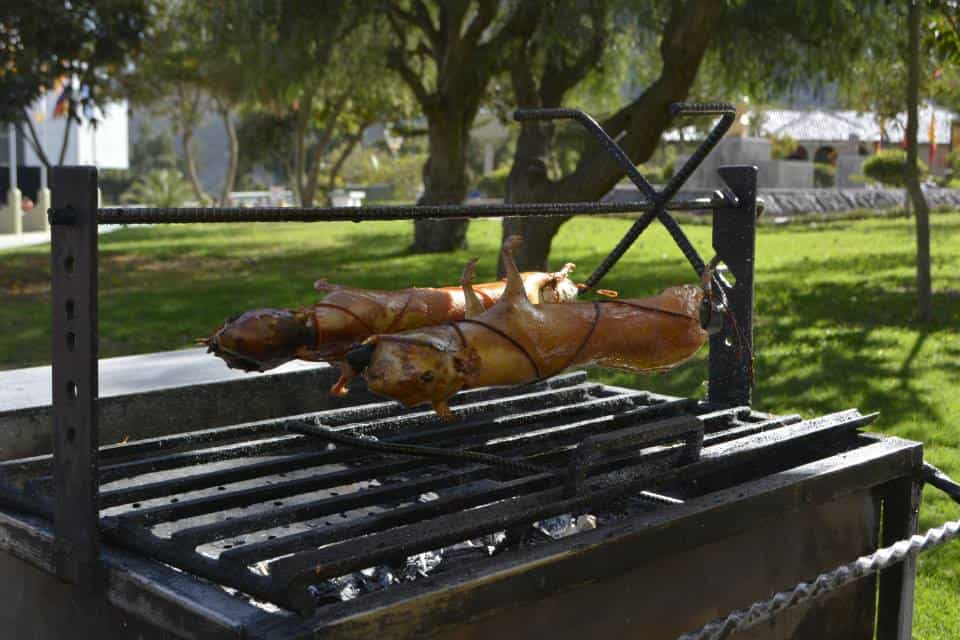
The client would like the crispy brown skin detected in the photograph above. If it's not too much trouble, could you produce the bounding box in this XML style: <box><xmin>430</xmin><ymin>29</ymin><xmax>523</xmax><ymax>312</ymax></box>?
<box><xmin>358</xmin><ymin>237</ymin><xmax>708</xmax><ymax>418</ymax></box>
<box><xmin>202</xmin><ymin>267</ymin><xmax>577</xmax><ymax>377</ymax></box>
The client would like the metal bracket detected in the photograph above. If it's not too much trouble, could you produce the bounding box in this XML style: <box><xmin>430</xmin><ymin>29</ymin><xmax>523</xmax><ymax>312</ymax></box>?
<box><xmin>564</xmin><ymin>415</ymin><xmax>703</xmax><ymax>497</ymax></box>
<box><xmin>50</xmin><ymin>166</ymin><xmax>102</xmax><ymax>588</ymax></box>
<box><xmin>708</xmin><ymin>165</ymin><xmax>758</xmax><ymax>408</ymax></box>
<box><xmin>514</xmin><ymin>102</ymin><xmax>736</xmax><ymax>288</ymax></box>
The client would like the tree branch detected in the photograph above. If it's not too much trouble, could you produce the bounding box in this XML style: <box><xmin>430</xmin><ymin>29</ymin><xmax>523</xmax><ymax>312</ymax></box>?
<box><xmin>556</xmin><ymin>0</ymin><xmax>724</xmax><ymax>202</ymax></box>
<box><xmin>463</xmin><ymin>0</ymin><xmax>498</xmax><ymax>50</ymax></box>
<box><xmin>388</xmin><ymin>1</ymin><xmax>440</xmax><ymax>55</ymax></box>
<box><xmin>18</xmin><ymin>110</ymin><xmax>51</xmax><ymax>169</ymax></box>
<box><xmin>476</xmin><ymin>1</ymin><xmax>542</xmax><ymax>64</ymax></box>
<box><xmin>540</xmin><ymin>3</ymin><xmax>608</xmax><ymax>106</ymax></box>
<box><xmin>386</xmin><ymin>12</ymin><xmax>432</xmax><ymax>105</ymax></box>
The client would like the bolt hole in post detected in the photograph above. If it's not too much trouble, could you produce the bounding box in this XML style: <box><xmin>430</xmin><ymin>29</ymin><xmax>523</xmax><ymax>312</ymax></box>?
<box><xmin>66</xmin><ymin>428</ymin><xmax>76</xmax><ymax>444</ymax></box>
<box><xmin>63</xmin><ymin>255</ymin><xmax>75</xmax><ymax>273</ymax></box>
<box><xmin>65</xmin><ymin>299</ymin><xmax>76</xmax><ymax>319</ymax></box>
<box><xmin>723</xmin><ymin>337</ymin><xmax>735</xmax><ymax>348</ymax></box>
<box><xmin>66</xmin><ymin>381</ymin><xmax>78</xmax><ymax>401</ymax></box>
<box><xmin>65</xmin><ymin>332</ymin><xmax>76</xmax><ymax>351</ymax></box>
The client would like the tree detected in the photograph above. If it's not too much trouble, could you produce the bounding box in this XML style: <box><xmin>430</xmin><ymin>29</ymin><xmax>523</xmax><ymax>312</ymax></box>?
<box><xmin>500</xmin><ymin>0</ymin><xmax>617</xmax><ymax>272</ymax></box>
<box><xmin>906</xmin><ymin>0</ymin><xmax>932</xmax><ymax>322</ymax></box>
<box><xmin>500</xmin><ymin>0</ymin><xmax>896</xmax><ymax>271</ymax></box>
<box><xmin>122</xmin><ymin>2</ymin><xmax>256</xmax><ymax>204</ymax></box>
<box><xmin>1</xmin><ymin>0</ymin><xmax>151</xmax><ymax>169</ymax></box>
<box><xmin>385</xmin><ymin>0</ymin><xmax>543</xmax><ymax>252</ymax></box>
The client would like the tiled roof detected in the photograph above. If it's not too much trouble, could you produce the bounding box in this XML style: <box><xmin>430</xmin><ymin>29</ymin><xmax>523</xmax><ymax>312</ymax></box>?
<box><xmin>664</xmin><ymin>104</ymin><xmax>956</xmax><ymax>144</ymax></box>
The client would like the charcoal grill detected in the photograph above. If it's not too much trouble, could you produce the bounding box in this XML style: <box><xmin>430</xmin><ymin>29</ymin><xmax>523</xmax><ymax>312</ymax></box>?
<box><xmin>0</xmin><ymin>105</ymin><xmax>924</xmax><ymax>639</ymax></box>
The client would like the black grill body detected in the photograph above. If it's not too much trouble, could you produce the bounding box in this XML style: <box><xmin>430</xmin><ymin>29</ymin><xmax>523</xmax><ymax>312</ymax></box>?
<box><xmin>0</xmin><ymin>118</ymin><xmax>925</xmax><ymax>639</ymax></box>
<box><xmin>0</xmin><ymin>367</ymin><xmax>921</xmax><ymax>639</ymax></box>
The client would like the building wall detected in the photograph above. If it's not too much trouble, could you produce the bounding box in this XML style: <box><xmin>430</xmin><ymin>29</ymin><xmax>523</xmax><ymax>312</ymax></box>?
<box><xmin>20</xmin><ymin>93</ymin><xmax>129</xmax><ymax>170</ymax></box>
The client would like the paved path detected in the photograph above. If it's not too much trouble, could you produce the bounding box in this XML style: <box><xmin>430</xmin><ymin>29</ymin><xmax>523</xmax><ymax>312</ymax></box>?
<box><xmin>0</xmin><ymin>231</ymin><xmax>50</xmax><ymax>251</ymax></box>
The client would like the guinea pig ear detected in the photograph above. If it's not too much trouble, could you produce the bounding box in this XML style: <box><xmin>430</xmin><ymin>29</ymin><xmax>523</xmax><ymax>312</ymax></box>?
<box><xmin>452</xmin><ymin>346</ymin><xmax>482</xmax><ymax>383</ymax></box>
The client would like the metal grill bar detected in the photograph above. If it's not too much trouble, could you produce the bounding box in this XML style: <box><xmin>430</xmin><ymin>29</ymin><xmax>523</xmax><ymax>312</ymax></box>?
<box><xmin>113</xmin><ymin>391</ymin><xmax>677</xmax><ymax>531</ymax></box>
<box><xmin>90</xmin><ymin>198</ymin><xmax>722</xmax><ymax>226</ymax></box>
<box><xmin>220</xmin><ymin>472</ymin><xmax>557</xmax><ymax>566</ymax></box>
<box><xmin>110</xmin><ymin>393</ymin><xmax>738</xmax><ymax>530</ymax></box>
<box><xmin>268</xmin><ymin>410</ymin><xmax>877</xmax><ymax>614</ymax></box>
<box><xmin>2</xmin><ymin>372</ymin><xmax>592</xmax><ymax>478</ymax></box>
<box><xmin>224</xmin><ymin>411</ymin><xmax>785</xmax><ymax>568</ymax></box>
<box><xmin>96</xmin><ymin>379</ymin><xmax>609</xmax><ymax>508</ymax></box>
<box><xmin>73</xmin><ymin>381</ymin><xmax>610</xmax><ymax>485</ymax></box>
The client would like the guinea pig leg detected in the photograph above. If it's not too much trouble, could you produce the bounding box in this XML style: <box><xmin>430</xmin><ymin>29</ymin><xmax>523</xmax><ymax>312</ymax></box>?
<box><xmin>461</xmin><ymin>257</ymin><xmax>486</xmax><ymax>319</ymax></box>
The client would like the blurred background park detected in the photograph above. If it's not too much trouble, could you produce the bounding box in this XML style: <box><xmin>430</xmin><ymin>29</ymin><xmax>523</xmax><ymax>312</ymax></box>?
<box><xmin>1</xmin><ymin>1</ymin><xmax>959</xmax><ymax>636</ymax></box>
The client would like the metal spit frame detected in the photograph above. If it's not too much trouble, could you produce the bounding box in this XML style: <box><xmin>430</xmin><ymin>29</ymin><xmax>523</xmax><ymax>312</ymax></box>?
<box><xmin>41</xmin><ymin>103</ymin><xmax>757</xmax><ymax>590</ymax></box>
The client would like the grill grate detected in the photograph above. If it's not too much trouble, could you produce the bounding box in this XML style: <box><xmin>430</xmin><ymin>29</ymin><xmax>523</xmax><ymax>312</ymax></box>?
<box><xmin>0</xmin><ymin>372</ymin><xmax>877</xmax><ymax>617</ymax></box>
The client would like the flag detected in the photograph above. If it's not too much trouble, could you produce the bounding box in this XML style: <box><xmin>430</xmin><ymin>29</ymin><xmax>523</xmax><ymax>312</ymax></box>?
<box><xmin>53</xmin><ymin>87</ymin><xmax>69</xmax><ymax>118</ymax></box>
<box><xmin>928</xmin><ymin>110</ymin><xmax>937</xmax><ymax>166</ymax></box>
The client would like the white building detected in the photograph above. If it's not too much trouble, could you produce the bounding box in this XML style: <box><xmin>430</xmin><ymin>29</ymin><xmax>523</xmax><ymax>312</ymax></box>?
<box><xmin>20</xmin><ymin>90</ymin><xmax>129</xmax><ymax>170</ymax></box>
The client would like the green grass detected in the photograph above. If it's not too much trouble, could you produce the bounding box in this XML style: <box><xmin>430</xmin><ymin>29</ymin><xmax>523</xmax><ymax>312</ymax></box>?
<box><xmin>1</xmin><ymin>214</ymin><xmax>958</xmax><ymax>637</ymax></box>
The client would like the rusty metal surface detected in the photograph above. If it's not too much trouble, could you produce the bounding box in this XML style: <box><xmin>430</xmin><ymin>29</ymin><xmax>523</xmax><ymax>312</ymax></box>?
<box><xmin>259</xmin><ymin>435</ymin><xmax>921</xmax><ymax>640</ymax></box>
<box><xmin>708</xmin><ymin>166</ymin><xmax>758</xmax><ymax>407</ymax></box>
<box><xmin>49</xmin><ymin>166</ymin><xmax>100</xmax><ymax>586</ymax></box>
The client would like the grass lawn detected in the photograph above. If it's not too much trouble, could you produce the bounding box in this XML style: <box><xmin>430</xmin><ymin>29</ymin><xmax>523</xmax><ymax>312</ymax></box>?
<box><xmin>1</xmin><ymin>213</ymin><xmax>958</xmax><ymax>637</ymax></box>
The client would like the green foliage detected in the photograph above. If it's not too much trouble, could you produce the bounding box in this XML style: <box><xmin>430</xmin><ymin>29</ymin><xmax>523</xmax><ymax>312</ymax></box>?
<box><xmin>638</xmin><ymin>145</ymin><xmax>677</xmax><ymax>185</ymax></box>
<box><xmin>100</xmin><ymin>123</ymin><xmax>180</xmax><ymax>203</ymax></box>
<box><xmin>945</xmin><ymin>147</ymin><xmax>960</xmax><ymax>175</ymax></box>
<box><xmin>813</xmin><ymin>162</ymin><xmax>835</xmax><ymax>188</ymax></box>
<box><xmin>712</xmin><ymin>1</ymin><xmax>900</xmax><ymax>98</ymax></box>
<box><xmin>339</xmin><ymin>150</ymin><xmax>426</xmax><ymax>202</ymax></box>
<box><xmin>862</xmin><ymin>150</ymin><xmax>929</xmax><ymax>187</ymax></box>
<box><xmin>475</xmin><ymin>166</ymin><xmax>511</xmax><ymax>199</ymax></box>
<box><xmin>122</xmin><ymin>169</ymin><xmax>194</xmax><ymax>208</ymax></box>
<box><xmin>771</xmin><ymin>135</ymin><xmax>799</xmax><ymax>160</ymax></box>
<box><xmin>0</xmin><ymin>1</ymin><xmax>151</xmax><ymax>125</ymax></box>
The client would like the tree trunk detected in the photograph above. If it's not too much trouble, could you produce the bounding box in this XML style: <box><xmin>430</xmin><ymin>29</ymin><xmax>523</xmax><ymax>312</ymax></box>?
<box><xmin>19</xmin><ymin>112</ymin><xmax>51</xmax><ymax>170</ymax></box>
<box><xmin>504</xmin><ymin>0</ymin><xmax>724</xmax><ymax>272</ymax></box>
<box><xmin>326</xmin><ymin>132</ymin><xmax>363</xmax><ymax>196</ymax></box>
<box><xmin>905</xmin><ymin>0</ymin><xmax>932</xmax><ymax>322</ymax></box>
<box><xmin>181</xmin><ymin>125</ymin><xmax>208</xmax><ymax>204</ymax></box>
<box><xmin>500</xmin><ymin>97</ymin><xmax>571</xmax><ymax>273</ymax></box>
<box><xmin>219</xmin><ymin>103</ymin><xmax>239</xmax><ymax>206</ymax></box>
<box><xmin>411</xmin><ymin>116</ymin><xmax>470</xmax><ymax>252</ymax></box>
<box><xmin>292</xmin><ymin>97</ymin><xmax>312</xmax><ymax>206</ymax></box>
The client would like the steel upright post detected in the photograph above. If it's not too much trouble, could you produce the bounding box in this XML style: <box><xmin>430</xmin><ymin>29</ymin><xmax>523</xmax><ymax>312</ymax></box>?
<box><xmin>708</xmin><ymin>165</ymin><xmax>758</xmax><ymax>407</ymax></box>
<box><xmin>49</xmin><ymin>166</ymin><xmax>101</xmax><ymax>586</ymax></box>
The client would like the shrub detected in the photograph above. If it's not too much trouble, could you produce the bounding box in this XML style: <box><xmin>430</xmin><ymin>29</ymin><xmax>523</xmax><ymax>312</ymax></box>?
<box><xmin>475</xmin><ymin>165</ymin><xmax>511</xmax><ymax>199</ymax></box>
<box><xmin>813</xmin><ymin>162</ymin><xmax>835</xmax><ymax>188</ymax></box>
<box><xmin>861</xmin><ymin>149</ymin><xmax>928</xmax><ymax>187</ymax></box>
<box><xmin>122</xmin><ymin>169</ymin><xmax>194</xmax><ymax>207</ymax></box>
<box><xmin>771</xmin><ymin>134</ymin><xmax>799</xmax><ymax>160</ymax></box>
<box><xmin>945</xmin><ymin>147</ymin><xmax>960</xmax><ymax>175</ymax></box>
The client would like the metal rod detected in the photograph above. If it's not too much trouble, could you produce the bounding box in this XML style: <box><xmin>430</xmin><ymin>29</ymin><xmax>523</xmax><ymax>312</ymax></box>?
<box><xmin>83</xmin><ymin>198</ymin><xmax>720</xmax><ymax>226</ymax></box>
<box><xmin>514</xmin><ymin>105</ymin><xmax>713</xmax><ymax>282</ymax></box>
<box><xmin>271</xmin><ymin>410</ymin><xmax>876</xmax><ymax>615</ymax></box>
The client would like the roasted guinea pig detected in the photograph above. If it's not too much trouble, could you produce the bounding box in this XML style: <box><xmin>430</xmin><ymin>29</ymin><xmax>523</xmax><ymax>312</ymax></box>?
<box><xmin>200</xmin><ymin>262</ymin><xmax>577</xmax><ymax>375</ymax></box>
<box><xmin>343</xmin><ymin>236</ymin><xmax>715</xmax><ymax>418</ymax></box>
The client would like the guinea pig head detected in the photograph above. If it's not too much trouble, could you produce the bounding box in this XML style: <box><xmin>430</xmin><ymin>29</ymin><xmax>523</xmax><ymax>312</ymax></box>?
<box><xmin>358</xmin><ymin>332</ymin><xmax>481</xmax><ymax>419</ymax></box>
<box><xmin>203</xmin><ymin>308</ymin><xmax>315</xmax><ymax>372</ymax></box>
